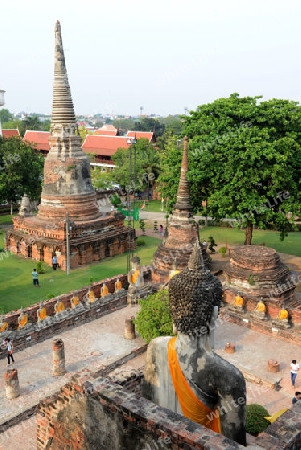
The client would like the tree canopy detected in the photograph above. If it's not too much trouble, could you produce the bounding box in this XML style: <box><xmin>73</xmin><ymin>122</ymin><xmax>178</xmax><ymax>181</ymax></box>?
<box><xmin>0</xmin><ymin>137</ymin><xmax>44</xmax><ymax>203</ymax></box>
<box><xmin>158</xmin><ymin>94</ymin><xmax>301</xmax><ymax>244</ymax></box>
<box><xmin>111</xmin><ymin>138</ymin><xmax>161</xmax><ymax>194</ymax></box>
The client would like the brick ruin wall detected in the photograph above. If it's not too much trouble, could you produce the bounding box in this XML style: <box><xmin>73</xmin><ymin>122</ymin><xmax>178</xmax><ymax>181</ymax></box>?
<box><xmin>36</xmin><ymin>373</ymin><xmax>301</xmax><ymax>450</ymax></box>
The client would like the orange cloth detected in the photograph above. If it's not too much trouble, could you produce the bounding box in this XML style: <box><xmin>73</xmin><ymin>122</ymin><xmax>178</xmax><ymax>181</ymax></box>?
<box><xmin>131</xmin><ymin>269</ymin><xmax>140</xmax><ymax>285</ymax></box>
<box><xmin>168</xmin><ymin>337</ymin><xmax>221</xmax><ymax>433</ymax></box>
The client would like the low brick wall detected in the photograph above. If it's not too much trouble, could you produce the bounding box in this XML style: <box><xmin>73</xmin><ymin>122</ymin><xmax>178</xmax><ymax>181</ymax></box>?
<box><xmin>0</xmin><ymin>268</ymin><xmax>152</xmax><ymax>359</ymax></box>
<box><xmin>36</xmin><ymin>374</ymin><xmax>301</xmax><ymax>450</ymax></box>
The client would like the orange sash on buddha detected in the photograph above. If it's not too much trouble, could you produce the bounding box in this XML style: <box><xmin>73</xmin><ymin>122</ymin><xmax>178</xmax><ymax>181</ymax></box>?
<box><xmin>168</xmin><ymin>337</ymin><xmax>221</xmax><ymax>433</ymax></box>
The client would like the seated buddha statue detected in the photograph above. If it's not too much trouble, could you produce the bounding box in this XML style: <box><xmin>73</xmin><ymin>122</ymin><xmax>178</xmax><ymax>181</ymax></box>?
<box><xmin>85</xmin><ymin>288</ymin><xmax>96</xmax><ymax>306</ymax></box>
<box><xmin>18</xmin><ymin>307</ymin><xmax>29</xmax><ymax>330</ymax></box>
<box><xmin>143</xmin><ymin>243</ymin><xmax>246</xmax><ymax>446</ymax></box>
<box><xmin>277</xmin><ymin>307</ymin><xmax>289</xmax><ymax>321</ymax></box>
<box><xmin>71</xmin><ymin>292</ymin><xmax>80</xmax><ymax>309</ymax></box>
<box><xmin>255</xmin><ymin>298</ymin><xmax>266</xmax><ymax>313</ymax></box>
<box><xmin>0</xmin><ymin>315</ymin><xmax>8</xmax><ymax>333</ymax></box>
<box><xmin>37</xmin><ymin>302</ymin><xmax>47</xmax><ymax>323</ymax></box>
<box><xmin>251</xmin><ymin>297</ymin><xmax>267</xmax><ymax>320</ymax></box>
<box><xmin>127</xmin><ymin>256</ymin><xmax>143</xmax><ymax>304</ymax></box>
<box><xmin>101</xmin><ymin>282</ymin><xmax>109</xmax><ymax>297</ymax></box>
<box><xmin>233</xmin><ymin>293</ymin><xmax>244</xmax><ymax>309</ymax></box>
<box><xmin>115</xmin><ymin>278</ymin><xmax>123</xmax><ymax>293</ymax></box>
<box><xmin>54</xmin><ymin>297</ymin><xmax>65</xmax><ymax>315</ymax></box>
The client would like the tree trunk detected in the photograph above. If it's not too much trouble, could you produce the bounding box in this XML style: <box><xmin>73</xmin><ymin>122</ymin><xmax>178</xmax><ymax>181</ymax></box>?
<box><xmin>244</xmin><ymin>221</ymin><xmax>253</xmax><ymax>245</ymax></box>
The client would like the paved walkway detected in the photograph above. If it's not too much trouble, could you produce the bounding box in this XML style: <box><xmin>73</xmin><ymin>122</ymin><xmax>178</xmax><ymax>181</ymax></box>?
<box><xmin>1</xmin><ymin>303</ymin><xmax>301</xmax><ymax>449</ymax></box>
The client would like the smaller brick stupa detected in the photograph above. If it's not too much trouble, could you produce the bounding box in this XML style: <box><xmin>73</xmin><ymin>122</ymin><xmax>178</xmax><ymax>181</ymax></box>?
<box><xmin>152</xmin><ymin>136</ymin><xmax>206</xmax><ymax>284</ymax></box>
<box><xmin>6</xmin><ymin>21</ymin><xmax>133</xmax><ymax>270</ymax></box>
<box><xmin>223</xmin><ymin>245</ymin><xmax>296</xmax><ymax>314</ymax></box>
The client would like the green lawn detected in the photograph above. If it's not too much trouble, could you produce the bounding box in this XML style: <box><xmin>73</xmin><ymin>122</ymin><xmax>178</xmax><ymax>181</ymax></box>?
<box><xmin>135</xmin><ymin>199</ymin><xmax>167</xmax><ymax>213</ymax></box>
<box><xmin>201</xmin><ymin>226</ymin><xmax>301</xmax><ymax>257</ymax></box>
<box><xmin>0</xmin><ymin>231</ymin><xmax>160</xmax><ymax>313</ymax></box>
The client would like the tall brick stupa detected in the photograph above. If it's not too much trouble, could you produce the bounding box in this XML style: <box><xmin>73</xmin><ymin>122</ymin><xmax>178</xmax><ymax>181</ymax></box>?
<box><xmin>6</xmin><ymin>21</ymin><xmax>133</xmax><ymax>270</ymax></box>
<box><xmin>152</xmin><ymin>136</ymin><xmax>203</xmax><ymax>284</ymax></box>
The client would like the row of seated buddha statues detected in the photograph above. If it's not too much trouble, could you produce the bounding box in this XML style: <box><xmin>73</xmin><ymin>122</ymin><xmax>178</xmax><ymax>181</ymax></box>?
<box><xmin>229</xmin><ymin>293</ymin><xmax>290</xmax><ymax>326</ymax></box>
<box><xmin>0</xmin><ymin>280</ymin><xmax>128</xmax><ymax>337</ymax></box>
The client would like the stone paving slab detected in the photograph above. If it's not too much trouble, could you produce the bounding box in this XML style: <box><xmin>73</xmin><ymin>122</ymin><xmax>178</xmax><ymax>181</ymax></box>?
<box><xmin>0</xmin><ymin>305</ymin><xmax>142</xmax><ymax>426</ymax></box>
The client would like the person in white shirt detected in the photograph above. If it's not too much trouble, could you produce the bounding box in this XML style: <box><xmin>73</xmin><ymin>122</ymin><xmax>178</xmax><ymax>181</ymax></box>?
<box><xmin>4</xmin><ymin>338</ymin><xmax>14</xmax><ymax>365</ymax></box>
<box><xmin>291</xmin><ymin>360</ymin><xmax>300</xmax><ymax>387</ymax></box>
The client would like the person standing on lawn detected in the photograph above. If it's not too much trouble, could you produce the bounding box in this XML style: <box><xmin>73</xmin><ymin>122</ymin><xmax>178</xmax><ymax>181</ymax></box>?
<box><xmin>32</xmin><ymin>268</ymin><xmax>40</xmax><ymax>287</ymax></box>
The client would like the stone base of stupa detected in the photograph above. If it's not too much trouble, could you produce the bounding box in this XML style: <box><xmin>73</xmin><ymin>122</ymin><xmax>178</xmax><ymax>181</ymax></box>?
<box><xmin>6</xmin><ymin>211</ymin><xmax>134</xmax><ymax>271</ymax></box>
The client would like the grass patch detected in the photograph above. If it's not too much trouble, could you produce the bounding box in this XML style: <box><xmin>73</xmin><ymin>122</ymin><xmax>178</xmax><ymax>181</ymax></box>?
<box><xmin>0</xmin><ymin>230</ymin><xmax>160</xmax><ymax>312</ymax></box>
<box><xmin>201</xmin><ymin>226</ymin><xmax>301</xmax><ymax>257</ymax></box>
<box><xmin>0</xmin><ymin>215</ymin><xmax>13</xmax><ymax>226</ymax></box>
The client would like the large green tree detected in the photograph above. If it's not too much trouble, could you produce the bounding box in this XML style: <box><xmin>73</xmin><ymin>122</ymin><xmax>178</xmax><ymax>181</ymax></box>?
<box><xmin>158</xmin><ymin>94</ymin><xmax>301</xmax><ymax>244</ymax></box>
<box><xmin>111</xmin><ymin>138</ymin><xmax>161</xmax><ymax>194</ymax></box>
<box><xmin>0</xmin><ymin>137</ymin><xmax>44</xmax><ymax>204</ymax></box>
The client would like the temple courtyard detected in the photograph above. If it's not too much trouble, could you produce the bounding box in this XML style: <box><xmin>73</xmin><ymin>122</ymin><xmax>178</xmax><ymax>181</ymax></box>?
<box><xmin>0</xmin><ymin>302</ymin><xmax>301</xmax><ymax>450</ymax></box>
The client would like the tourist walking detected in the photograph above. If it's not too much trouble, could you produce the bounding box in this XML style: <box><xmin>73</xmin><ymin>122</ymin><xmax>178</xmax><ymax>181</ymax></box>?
<box><xmin>52</xmin><ymin>254</ymin><xmax>58</xmax><ymax>270</ymax></box>
<box><xmin>4</xmin><ymin>338</ymin><xmax>14</xmax><ymax>365</ymax></box>
<box><xmin>159</xmin><ymin>224</ymin><xmax>164</xmax><ymax>237</ymax></box>
<box><xmin>32</xmin><ymin>268</ymin><xmax>40</xmax><ymax>287</ymax></box>
<box><xmin>290</xmin><ymin>360</ymin><xmax>300</xmax><ymax>387</ymax></box>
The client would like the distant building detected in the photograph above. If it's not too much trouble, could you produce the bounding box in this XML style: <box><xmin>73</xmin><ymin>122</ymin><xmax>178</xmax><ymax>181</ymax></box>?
<box><xmin>23</xmin><ymin>130</ymin><xmax>50</xmax><ymax>156</ymax></box>
<box><xmin>2</xmin><ymin>129</ymin><xmax>20</xmax><ymax>139</ymax></box>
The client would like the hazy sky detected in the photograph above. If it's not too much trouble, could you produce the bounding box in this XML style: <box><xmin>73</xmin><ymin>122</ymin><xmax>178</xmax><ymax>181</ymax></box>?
<box><xmin>1</xmin><ymin>0</ymin><xmax>301</xmax><ymax>117</ymax></box>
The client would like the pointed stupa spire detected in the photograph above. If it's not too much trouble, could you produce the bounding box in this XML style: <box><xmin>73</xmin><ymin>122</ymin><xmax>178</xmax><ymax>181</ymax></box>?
<box><xmin>51</xmin><ymin>20</ymin><xmax>76</xmax><ymax>126</ymax></box>
<box><xmin>174</xmin><ymin>136</ymin><xmax>193</xmax><ymax>212</ymax></box>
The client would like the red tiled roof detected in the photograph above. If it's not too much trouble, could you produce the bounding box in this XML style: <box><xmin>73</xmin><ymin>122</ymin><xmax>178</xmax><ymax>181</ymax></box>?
<box><xmin>126</xmin><ymin>130</ymin><xmax>154</xmax><ymax>142</ymax></box>
<box><xmin>82</xmin><ymin>135</ymin><xmax>131</xmax><ymax>156</ymax></box>
<box><xmin>2</xmin><ymin>129</ymin><xmax>20</xmax><ymax>139</ymax></box>
<box><xmin>23</xmin><ymin>130</ymin><xmax>50</xmax><ymax>151</ymax></box>
<box><xmin>94</xmin><ymin>125</ymin><xmax>118</xmax><ymax>136</ymax></box>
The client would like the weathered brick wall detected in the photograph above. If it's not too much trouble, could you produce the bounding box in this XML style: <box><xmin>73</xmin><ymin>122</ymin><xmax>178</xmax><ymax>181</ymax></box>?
<box><xmin>36</xmin><ymin>374</ymin><xmax>301</xmax><ymax>450</ymax></box>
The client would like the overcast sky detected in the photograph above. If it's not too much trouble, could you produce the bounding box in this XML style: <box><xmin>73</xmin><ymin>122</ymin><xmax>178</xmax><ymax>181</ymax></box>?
<box><xmin>1</xmin><ymin>0</ymin><xmax>301</xmax><ymax>117</ymax></box>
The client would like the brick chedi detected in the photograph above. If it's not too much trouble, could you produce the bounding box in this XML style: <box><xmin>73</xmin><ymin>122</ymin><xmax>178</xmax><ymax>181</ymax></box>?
<box><xmin>224</xmin><ymin>245</ymin><xmax>296</xmax><ymax>313</ymax></box>
<box><xmin>6</xmin><ymin>21</ymin><xmax>133</xmax><ymax>270</ymax></box>
<box><xmin>152</xmin><ymin>136</ymin><xmax>205</xmax><ymax>284</ymax></box>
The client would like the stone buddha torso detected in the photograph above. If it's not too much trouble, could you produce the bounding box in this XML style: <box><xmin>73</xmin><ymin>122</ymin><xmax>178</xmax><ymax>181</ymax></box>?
<box><xmin>143</xmin><ymin>244</ymin><xmax>246</xmax><ymax>446</ymax></box>
<box><xmin>128</xmin><ymin>257</ymin><xmax>143</xmax><ymax>294</ymax></box>
<box><xmin>101</xmin><ymin>283</ymin><xmax>109</xmax><ymax>297</ymax></box>
<box><xmin>115</xmin><ymin>279</ymin><xmax>122</xmax><ymax>292</ymax></box>
<box><xmin>18</xmin><ymin>308</ymin><xmax>29</xmax><ymax>329</ymax></box>
<box><xmin>86</xmin><ymin>289</ymin><xmax>95</xmax><ymax>304</ymax></box>
<box><xmin>55</xmin><ymin>299</ymin><xmax>65</xmax><ymax>314</ymax></box>
<box><xmin>37</xmin><ymin>303</ymin><xmax>47</xmax><ymax>322</ymax></box>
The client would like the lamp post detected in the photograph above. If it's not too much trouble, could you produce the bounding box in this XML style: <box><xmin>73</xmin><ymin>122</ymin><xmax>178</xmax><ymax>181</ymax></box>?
<box><xmin>0</xmin><ymin>90</ymin><xmax>5</xmax><ymax>138</ymax></box>
<box><xmin>126</xmin><ymin>136</ymin><xmax>137</xmax><ymax>273</ymax></box>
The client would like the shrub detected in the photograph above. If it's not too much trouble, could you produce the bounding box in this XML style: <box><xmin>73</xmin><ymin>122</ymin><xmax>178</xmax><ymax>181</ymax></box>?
<box><xmin>37</xmin><ymin>261</ymin><xmax>45</xmax><ymax>274</ymax></box>
<box><xmin>218</xmin><ymin>246</ymin><xmax>227</xmax><ymax>256</ymax></box>
<box><xmin>136</xmin><ymin>237</ymin><xmax>146</xmax><ymax>246</ymax></box>
<box><xmin>246</xmin><ymin>404</ymin><xmax>270</xmax><ymax>436</ymax></box>
<box><xmin>248</xmin><ymin>274</ymin><xmax>255</xmax><ymax>286</ymax></box>
<box><xmin>153</xmin><ymin>220</ymin><xmax>158</xmax><ymax>232</ymax></box>
<box><xmin>134</xmin><ymin>290</ymin><xmax>173</xmax><ymax>343</ymax></box>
